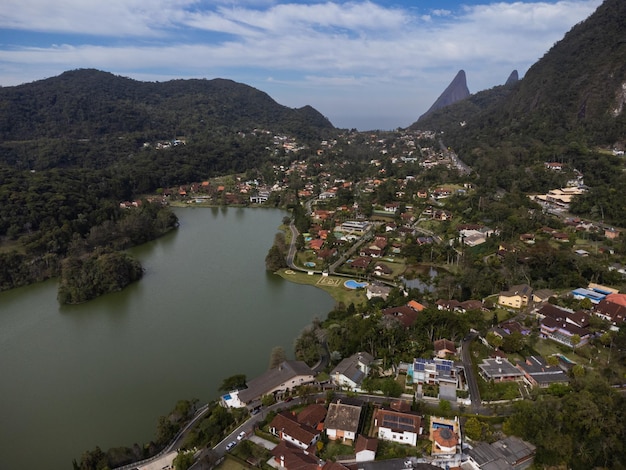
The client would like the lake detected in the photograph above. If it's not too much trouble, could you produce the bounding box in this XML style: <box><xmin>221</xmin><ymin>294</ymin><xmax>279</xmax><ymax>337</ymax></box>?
<box><xmin>0</xmin><ymin>207</ymin><xmax>335</xmax><ymax>470</ymax></box>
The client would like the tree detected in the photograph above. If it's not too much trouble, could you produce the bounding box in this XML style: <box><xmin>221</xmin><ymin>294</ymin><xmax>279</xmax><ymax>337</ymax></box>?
<box><xmin>173</xmin><ymin>451</ymin><xmax>195</xmax><ymax>470</ymax></box>
<box><xmin>218</xmin><ymin>374</ymin><xmax>247</xmax><ymax>392</ymax></box>
<box><xmin>571</xmin><ymin>334</ymin><xmax>581</xmax><ymax>351</ymax></box>
<box><xmin>546</xmin><ymin>355</ymin><xmax>559</xmax><ymax>367</ymax></box>
<box><xmin>295</xmin><ymin>233</ymin><xmax>305</xmax><ymax>251</ymax></box>
<box><xmin>265</xmin><ymin>244</ymin><xmax>286</xmax><ymax>271</ymax></box>
<box><xmin>269</xmin><ymin>346</ymin><xmax>286</xmax><ymax>369</ymax></box>
<box><xmin>464</xmin><ymin>416</ymin><xmax>483</xmax><ymax>441</ymax></box>
<box><xmin>261</xmin><ymin>394</ymin><xmax>276</xmax><ymax>406</ymax></box>
<box><xmin>379</xmin><ymin>378</ymin><xmax>403</xmax><ymax>397</ymax></box>
<box><xmin>486</xmin><ymin>331</ymin><xmax>503</xmax><ymax>350</ymax></box>
<box><xmin>438</xmin><ymin>399</ymin><xmax>452</xmax><ymax>415</ymax></box>
<box><xmin>294</xmin><ymin>324</ymin><xmax>322</xmax><ymax>365</ymax></box>
<box><xmin>571</xmin><ymin>364</ymin><xmax>585</xmax><ymax>378</ymax></box>
<box><xmin>502</xmin><ymin>331</ymin><xmax>525</xmax><ymax>353</ymax></box>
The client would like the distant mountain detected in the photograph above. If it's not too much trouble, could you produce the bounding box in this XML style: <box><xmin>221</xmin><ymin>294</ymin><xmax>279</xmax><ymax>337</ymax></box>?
<box><xmin>504</xmin><ymin>70</ymin><xmax>519</xmax><ymax>86</ymax></box>
<box><xmin>0</xmin><ymin>69</ymin><xmax>334</xmax><ymax>143</ymax></box>
<box><xmin>418</xmin><ymin>70</ymin><xmax>470</xmax><ymax>122</ymax></box>
<box><xmin>413</xmin><ymin>0</ymin><xmax>626</xmax><ymax>160</ymax></box>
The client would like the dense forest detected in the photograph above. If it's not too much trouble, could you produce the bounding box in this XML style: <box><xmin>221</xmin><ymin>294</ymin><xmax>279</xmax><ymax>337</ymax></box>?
<box><xmin>0</xmin><ymin>69</ymin><xmax>334</xmax><ymax>143</ymax></box>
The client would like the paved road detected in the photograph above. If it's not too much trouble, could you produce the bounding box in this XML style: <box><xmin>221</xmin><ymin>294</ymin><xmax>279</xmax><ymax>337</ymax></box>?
<box><xmin>113</xmin><ymin>404</ymin><xmax>210</xmax><ymax>470</ymax></box>
<box><xmin>460</xmin><ymin>333</ymin><xmax>483</xmax><ymax>413</ymax></box>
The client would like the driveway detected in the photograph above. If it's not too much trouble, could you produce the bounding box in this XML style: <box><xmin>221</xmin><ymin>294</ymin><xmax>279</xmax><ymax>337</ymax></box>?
<box><xmin>249</xmin><ymin>435</ymin><xmax>277</xmax><ymax>451</ymax></box>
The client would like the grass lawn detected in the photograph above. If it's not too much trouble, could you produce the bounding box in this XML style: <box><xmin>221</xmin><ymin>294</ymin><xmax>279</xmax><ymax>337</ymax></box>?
<box><xmin>320</xmin><ymin>440</ymin><xmax>354</xmax><ymax>460</ymax></box>
<box><xmin>532</xmin><ymin>339</ymin><xmax>574</xmax><ymax>359</ymax></box>
<box><xmin>378</xmin><ymin>257</ymin><xmax>408</xmax><ymax>278</ymax></box>
<box><xmin>479</xmin><ymin>378</ymin><xmax>521</xmax><ymax>401</ymax></box>
<box><xmin>276</xmin><ymin>270</ymin><xmax>368</xmax><ymax>306</ymax></box>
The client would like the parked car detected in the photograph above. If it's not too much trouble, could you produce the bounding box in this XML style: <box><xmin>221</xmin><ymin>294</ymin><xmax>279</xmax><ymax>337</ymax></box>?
<box><xmin>237</xmin><ymin>431</ymin><xmax>246</xmax><ymax>441</ymax></box>
<box><xmin>225</xmin><ymin>441</ymin><xmax>237</xmax><ymax>451</ymax></box>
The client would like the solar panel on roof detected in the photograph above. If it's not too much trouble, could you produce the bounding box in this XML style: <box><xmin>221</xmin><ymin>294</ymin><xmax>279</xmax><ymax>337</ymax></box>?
<box><xmin>380</xmin><ymin>413</ymin><xmax>418</xmax><ymax>432</ymax></box>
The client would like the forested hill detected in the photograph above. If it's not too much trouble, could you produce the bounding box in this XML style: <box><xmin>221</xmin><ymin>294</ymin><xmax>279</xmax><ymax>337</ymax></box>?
<box><xmin>0</xmin><ymin>69</ymin><xmax>334</xmax><ymax>144</ymax></box>
<box><xmin>413</xmin><ymin>0</ymin><xmax>626</xmax><ymax>168</ymax></box>
<box><xmin>0</xmin><ymin>69</ymin><xmax>334</xmax><ymax>293</ymax></box>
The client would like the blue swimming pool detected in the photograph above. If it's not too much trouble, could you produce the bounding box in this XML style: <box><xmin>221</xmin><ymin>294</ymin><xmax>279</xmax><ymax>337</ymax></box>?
<box><xmin>344</xmin><ymin>280</ymin><xmax>368</xmax><ymax>289</ymax></box>
<box><xmin>304</xmin><ymin>262</ymin><xmax>316</xmax><ymax>268</ymax></box>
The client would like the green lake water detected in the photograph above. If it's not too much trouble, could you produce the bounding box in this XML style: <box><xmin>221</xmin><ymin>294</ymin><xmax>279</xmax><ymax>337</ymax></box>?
<box><xmin>0</xmin><ymin>207</ymin><xmax>335</xmax><ymax>470</ymax></box>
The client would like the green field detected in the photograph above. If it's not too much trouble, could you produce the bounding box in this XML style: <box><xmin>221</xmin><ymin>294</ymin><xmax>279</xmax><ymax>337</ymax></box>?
<box><xmin>276</xmin><ymin>270</ymin><xmax>368</xmax><ymax>306</ymax></box>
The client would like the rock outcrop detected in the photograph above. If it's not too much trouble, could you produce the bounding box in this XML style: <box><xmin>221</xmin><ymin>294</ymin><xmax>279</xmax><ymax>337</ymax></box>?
<box><xmin>418</xmin><ymin>70</ymin><xmax>470</xmax><ymax>121</ymax></box>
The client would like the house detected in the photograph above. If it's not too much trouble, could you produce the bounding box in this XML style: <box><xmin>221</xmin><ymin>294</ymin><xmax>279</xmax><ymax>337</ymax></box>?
<box><xmin>536</xmin><ymin>304</ymin><xmax>592</xmax><ymax>348</ymax></box>
<box><xmin>594</xmin><ymin>293</ymin><xmax>626</xmax><ymax>328</ymax></box>
<box><xmin>355</xmin><ymin>435</ymin><xmax>378</xmax><ymax>462</ymax></box>
<box><xmin>571</xmin><ymin>287</ymin><xmax>607</xmax><ymax>304</ymax></box>
<box><xmin>498</xmin><ymin>284</ymin><xmax>532</xmax><ymax>309</ymax></box>
<box><xmin>341</xmin><ymin>221</ymin><xmax>370</xmax><ymax>233</ymax></box>
<box><xmin>531</xmin><ymin>289</ymin><xmax>554</xmax><ymax>304</ymax></box>
<box><xmin>459</xmin><ymin>226</ymin><xmax>494</xmax><ymax>247</ymax></box>
<box><xmin>436</xmin><ymin>299</ymin><xmax>462</xmax><ymax>312</ymax></box>
<box><xmin>409</xmin><ymin>358</ymin><xmax>458</xmax><ymax>401</ymax></box>
<box><xmin>324</xmin><ymin>400</ymin><xmax>363</xmax><ymax>443</ymax></box>
<box><xmin>373</xmin><ymin>409</ymin><xmax>421</xmax><ymax>446</ymax></box>
<box><xmin>515</xmin><ymin>356</ymin><xmax>569</xmax><ymax>388</ymax></box>
<box><xmin>235</xmin><ymin>360</ymin><xmax>315</xmax><ymax>407</ymax></box>
<box><xmin>459</xmin><ymin>300</ymin><xmax>485</xmax><ymax>312</ymax></box>
<box><xmin>429</xmin><ymin>417</ymin><xmax>460</xmax><ymax>456</ymax></box>
<box><xmin>309</xmin><ymin>239</ymin><xmax>325</xmax><ymax>251</ymax></box>
<box><xmin>270</xmin><ymin>440</ymin><xmax>322</xmax><ymax>470</ymax></box>
<box><xmin>297</xmin><ymin>404</ymin><xmax>327</xmax><ymax>431</ymax></box>
<box><xmin>552</xmin><ymin>232</ymin><xmax>570</xmax><ymax>243</ymax></box>
<box><xmin>433</xmin><ymin>339</ymin><xmax>457</xmax><ymax>358</ymax></box>
<box><xmin>493</xmin><ymin>320</ymin><xmax>531</xmax><ymax>338</ymax></box>
<box><xmin>269</xmin><ymin>411</ymin><xmax>321</xmax><ymax>450</ymax></box>
<box><xmin>349</xmin><ymin>256</ymin><xmax>372</xmax><ymax>270</ymax></box>
<box><xmin>373</xmin><ymin>263</ymin><xmax>393</xmax><ymax>277</ymax></box>
<box><xmin>537</xmin><ymin>303</ymin><xmax>590</xmax><ymax>328</ymax></box>
<box><xmin>366</xmin><ymin>284</ymin><xmax>392</xmax><ymax>301</ymax></box>
<box><xmin>407</xmin><ymin>300</ymin><xmax>426</xmax><ymax>312</ymax></box>
<box><xmin>331</xmin><ymin>352</ymin><xmax>375</xmax><ymax>391</ymax></box>
<box><xmin>465</xmin><ymin>436</ymin><xmax>536</xmax><ymax>470</ymax></box>
<box><xmin>384</xmin><ymin>203</ymin><xmax>400</xmax><ymax>213</ymax></box>
<box><xmin>360</xmin><ymin>246</ymin><xmax>383</xmax><ymax>258</ymax></box>
<box><xmin>382</xmin><ymin>305</ymin><xmax>420</xmax><ymax>328</ymax></box>
<box><xmin>540</xmin><ymin>316</ymin><xmax>591</xmax><ymax>348</ymax></box>
<box><xmin>433</xmin><ymin>210</ymin><xmax>453</xmax><ymax>221</ymax></box>
<box><xmin>478</xmin><ymin>357</ymin><xmax>524</xmax><ymax>382</ymax></box>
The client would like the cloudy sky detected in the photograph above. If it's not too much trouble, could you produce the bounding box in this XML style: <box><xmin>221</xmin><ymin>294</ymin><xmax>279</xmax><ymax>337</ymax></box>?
<box><xmin>0</xmin><ymin>0</ymin><xmax>602</xmax><ymax>130</ymax></box>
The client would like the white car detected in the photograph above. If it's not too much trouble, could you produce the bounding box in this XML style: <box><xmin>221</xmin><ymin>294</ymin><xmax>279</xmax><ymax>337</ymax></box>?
<box><xmin>237</xmin><ymin>431</ymin><xmax>246</xmax><ymax>441</ymax></box>
<box><xmin>225</xmin><ymin>441</ymin><xmax>236</xmax><ymax>451</ymax></box>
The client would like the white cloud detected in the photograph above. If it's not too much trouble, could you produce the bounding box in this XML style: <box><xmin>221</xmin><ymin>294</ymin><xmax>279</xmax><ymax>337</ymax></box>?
<box><xmin>0</xmin><ymin>0</ymin><xmax>604</xmax><ymax>129</ymax></box>
<box><xmin>0</xmin><ymin>0</ymin><xmax>198</xmax><ymax>36</ymax></box>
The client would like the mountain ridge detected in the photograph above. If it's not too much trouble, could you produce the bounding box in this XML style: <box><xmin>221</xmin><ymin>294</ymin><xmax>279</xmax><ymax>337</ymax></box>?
<box><xmin>412</xmin><ymin>0</ymin><xmax>626</xmax><ymax>156</ymax></box>
<box><xmin>0</xmin><ymin>68</ymin><xmax>334</xmax><ymax>143</ymax></box>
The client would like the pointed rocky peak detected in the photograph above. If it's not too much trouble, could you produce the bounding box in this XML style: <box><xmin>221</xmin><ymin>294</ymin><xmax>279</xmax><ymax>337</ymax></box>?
<box><xmin>505</xmin><ymin>70</ymin><xmax>519</xmax><ymax>86</ymax></box>
<box><xmin>418</xmin><ymin>70</ymin><xmax>470</xmax><ymax>121</ymax></box>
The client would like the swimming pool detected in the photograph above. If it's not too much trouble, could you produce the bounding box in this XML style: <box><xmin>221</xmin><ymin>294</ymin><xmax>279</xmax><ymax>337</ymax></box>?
<box><xmin>304</xmin><ymin>262</ymin><xmax>316</xmax><ymax>268</ymax></box>
<box><xmin>344</xmin><ymin>279</ymin><xmax>368</xmax><ymax>289</ymax></box>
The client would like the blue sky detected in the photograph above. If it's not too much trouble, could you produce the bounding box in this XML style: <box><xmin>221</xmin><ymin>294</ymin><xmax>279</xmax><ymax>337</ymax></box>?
<box><xmin>0</xmin><ymin>0</ymin><xmax>602</xmax><ymax>130</ymax></box>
